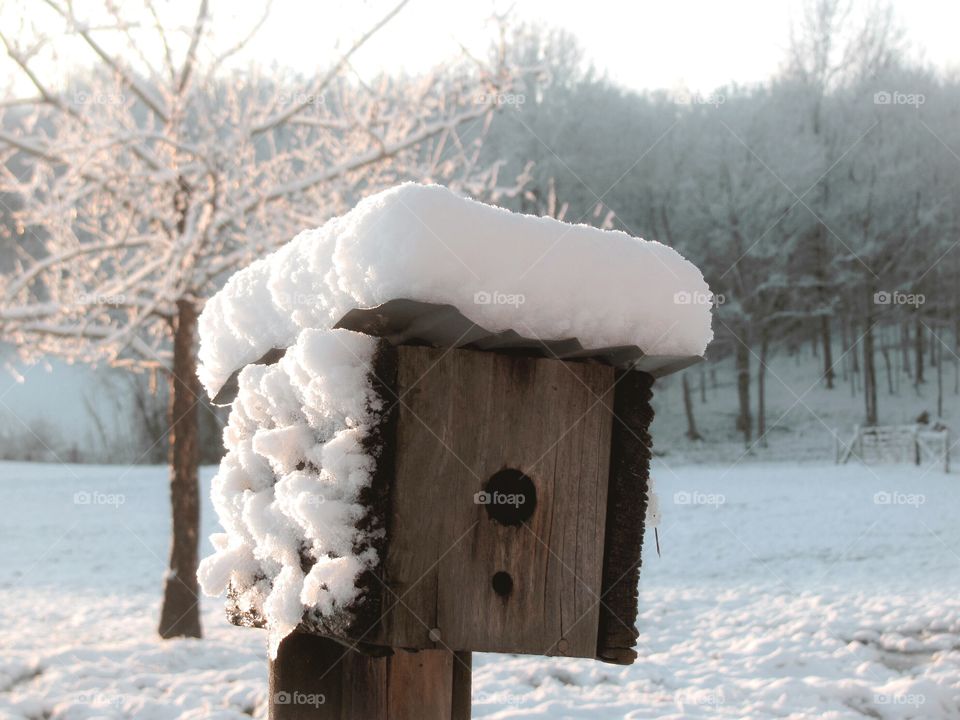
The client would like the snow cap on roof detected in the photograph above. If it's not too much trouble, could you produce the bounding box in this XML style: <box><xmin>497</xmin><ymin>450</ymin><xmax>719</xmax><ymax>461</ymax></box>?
<box><xmin>198</xmin><ymin>183</ymin><xmax>713</xmax><ymax>398</ymax></box>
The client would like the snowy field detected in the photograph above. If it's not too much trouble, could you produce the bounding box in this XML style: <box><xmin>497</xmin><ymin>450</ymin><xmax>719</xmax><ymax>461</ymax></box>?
<box><xmin>0</xmin><ymin>460</ymin><xmax>957</xmax><ymax>719</ymax></box>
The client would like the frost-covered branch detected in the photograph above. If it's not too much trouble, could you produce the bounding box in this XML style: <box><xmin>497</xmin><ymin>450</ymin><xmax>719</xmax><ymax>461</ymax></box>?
<box><xmin>42</xmin><ymin>0</ymin><xmax>170</xmax><ymax>122</ymax></box>
<box><xmin>0</xmin><ymin>0</ymin><xmax>526</xmax><ymax>372</ymax></box>
<box><xmin>230</xmin><ymin>101</ymin><xmax>495</xmax><ymax>224</ymax></box>
<box><xmin>250</xmin><ymin>0</ymin><xmax>410</xmax><ymax>136</ymax></box>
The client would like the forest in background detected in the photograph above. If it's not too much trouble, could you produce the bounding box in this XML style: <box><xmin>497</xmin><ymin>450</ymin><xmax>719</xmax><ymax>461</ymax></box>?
<box><xmin>2</xmin><ymin>0</ymin><xmax>958</xmax><ymax>461</ymax></box>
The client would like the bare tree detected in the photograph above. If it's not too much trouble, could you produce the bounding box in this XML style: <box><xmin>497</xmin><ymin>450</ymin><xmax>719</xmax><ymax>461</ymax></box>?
<box><xmin>0</xmin><ymin>0</ymin><xmax>524</xmax><ymax>638</ymax></box>
<box><xmin>783</xmin><ymin>0</ymin><xmax>906</xmax><ymax>390</ymax></box>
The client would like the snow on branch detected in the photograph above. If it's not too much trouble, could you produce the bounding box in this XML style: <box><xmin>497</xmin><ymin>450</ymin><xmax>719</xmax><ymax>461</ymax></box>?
<box><xmin>0</xmin><ymin>0</ymin><xmax>527</xmax><ymax>371</ymax></box>
<box><xmin>42</xmin><ymin>0</ymin><xmax>171</xmax><ymax>122</ymax></box>
<box><xmin>249</xmin><ymin>0</ymin><xmax>411</xmax><ymax>136</ymax></box>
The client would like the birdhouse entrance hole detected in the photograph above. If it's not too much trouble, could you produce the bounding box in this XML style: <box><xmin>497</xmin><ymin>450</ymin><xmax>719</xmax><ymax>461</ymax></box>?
<box><xmin>483</xmin><ymin>468</ymin><xmax>536</xmax><ymax>526</ymax></box>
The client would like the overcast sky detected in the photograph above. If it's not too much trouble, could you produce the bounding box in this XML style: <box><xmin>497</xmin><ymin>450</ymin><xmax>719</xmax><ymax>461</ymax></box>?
<box><xmin>237</xmin><ymin>0</ymin><xmax>960</xmax><ymax>93</ymax></box>
<box><xmin>2</xmin><ymin>0</ymin><xmax>957</xmax><ymax>97</ymax></box>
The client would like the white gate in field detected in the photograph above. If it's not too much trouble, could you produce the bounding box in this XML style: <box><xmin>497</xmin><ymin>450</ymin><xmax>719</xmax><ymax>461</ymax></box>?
<box><xmin>836</xmin><ymin>424</ymin><xmax>950</xmax><ymax>473</ymax></box>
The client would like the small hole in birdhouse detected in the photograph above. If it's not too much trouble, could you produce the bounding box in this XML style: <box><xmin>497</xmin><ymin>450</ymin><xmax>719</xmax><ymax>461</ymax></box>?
<box><xmin>491</xmin><ymin>571</ymin><xmax>513</xmax><ymax>597</ymax></box>
<box><xmin>481</xmin><ymin>468</ymin><xmax>536</xmax><ymax>526</ymax></box>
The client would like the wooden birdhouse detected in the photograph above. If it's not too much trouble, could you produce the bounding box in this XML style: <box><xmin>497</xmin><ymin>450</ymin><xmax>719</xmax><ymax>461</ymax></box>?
<box><xmin>220</xmin><ymin>299</ymin><xmax>696</xmax><ymax>662</ymax></box>
<box><xmin>197</xmin><ymin>184</ymin><xmax>712</xmax><ymax>719</ymax></box>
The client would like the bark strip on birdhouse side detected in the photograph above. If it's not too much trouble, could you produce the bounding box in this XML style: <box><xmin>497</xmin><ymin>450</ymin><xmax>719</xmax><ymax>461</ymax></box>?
<box><xmin>596</xmin><ymin>369</ymin><xmax>655</xmax><ymax>665</ymax></box>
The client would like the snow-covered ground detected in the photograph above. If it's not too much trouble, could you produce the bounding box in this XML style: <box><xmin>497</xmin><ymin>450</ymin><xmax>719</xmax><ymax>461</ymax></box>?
<box><xmin>0</xmin><ymin>460</ymin><xmax>957</xmax><ymax>719</ymax></box>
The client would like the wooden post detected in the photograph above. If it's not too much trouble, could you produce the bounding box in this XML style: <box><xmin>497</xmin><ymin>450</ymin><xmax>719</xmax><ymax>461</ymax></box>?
<box><xmin>270</xmin><ymin>633</ymin><xmax>471</xmax><ymax>720</ymax></box>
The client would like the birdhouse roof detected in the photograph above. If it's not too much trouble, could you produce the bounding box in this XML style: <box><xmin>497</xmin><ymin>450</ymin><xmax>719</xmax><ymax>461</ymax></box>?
<box><xmin>197</xmin><ymin>183</ymin><xmax>713</xmax><ymax>400</ymax></box>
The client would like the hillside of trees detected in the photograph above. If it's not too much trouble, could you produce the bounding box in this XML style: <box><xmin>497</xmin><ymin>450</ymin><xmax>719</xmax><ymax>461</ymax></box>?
<box><xmin>483</xmin><ymin>7</ymin><xmax>960</xmax><ymax>449</ymax></box>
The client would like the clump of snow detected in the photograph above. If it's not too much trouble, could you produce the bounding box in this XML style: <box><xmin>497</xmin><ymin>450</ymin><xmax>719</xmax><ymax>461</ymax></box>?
<box><xmin>197</xmin><ymin>182</ymin><xmax>713</xmax><ymax>399</ymax></box>
<box><xmin>197</xmin><ymin>328</ymin><xmax>382</xmax><ymax>657</ymax></box>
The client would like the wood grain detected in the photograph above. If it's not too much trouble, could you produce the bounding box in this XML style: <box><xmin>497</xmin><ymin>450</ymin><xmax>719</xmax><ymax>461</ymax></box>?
<box><xmin>372</xmin><ymin>345</ymin><xmax>616</xmax><ymax>657</ymax></box>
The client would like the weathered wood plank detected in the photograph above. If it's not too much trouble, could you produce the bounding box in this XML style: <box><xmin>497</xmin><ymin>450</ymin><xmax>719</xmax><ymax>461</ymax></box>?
<box><xmin>373</xmin><ymin>346</ymin><xmax>616</xmax><ymax>657</ymax></box>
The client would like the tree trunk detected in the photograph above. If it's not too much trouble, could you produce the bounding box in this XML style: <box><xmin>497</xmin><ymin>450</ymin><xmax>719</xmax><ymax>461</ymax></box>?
<box><xmin>930</xmin><ymin>323</ymin><xmax>937</xmax><ymax>368</ymax></box>
<box><xmin>158</xmin><ymin>298</ymin><xmax>203</xmax><ymax>639</ymax></box>
<box><xmin>840</xmin><ymin>315</ymin><xmax>850</xmax><ymax>382</ymax></box>
<box><xmin>849</xmin><ymin>317</ymin><xmax>858</xmax><ymax>398</ymax></box>
<box><xmin>735</xmin><ymin>332</ymin><xmax>752</xmax><ymax>445</ymax></box>
<box><xmin>820</xmin><ymin>314</ymin><xmax>834</xmax><ymax>388</ymax></box>
<box><xmin>682</xmin><ymin>373</ymin><xmax>702</xmax><ymax>441</ymax></box>
<box><xmin>882</xmin><ymin>337</ymin><xmax>894</xmax><ymax>396</ymax></box>
<box><xmin>901</xmin><ymin>320</ymin><xmax>912</xmax><ymax>380</ymax></box>
<box><xmin>937</xmin><ymin>334</ymin><xmax>944</xmax><ymax>418</ymax></box>
<box><xmin>894</xmin><ymin>325</ymin><xmax>902</xmax><ymax>395</ymax></box>
<box><xmin>757</xmin><ymin>328</ymin><xmax>769</xmax><ymax>447</ymax></box>
<box><xmin>863</xmin><ymin>292</ymin><xmax>878</xmax><ymax>426</ymax></box>
<box><xmin>955</xmin><ymin>310</ymin><xmax>960</xmax><ymax>395</ymax></box>
<box><xmin>914</xmin><ymin>316</ymin><xmax>924</xmax><ymax>386</ymax></box>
